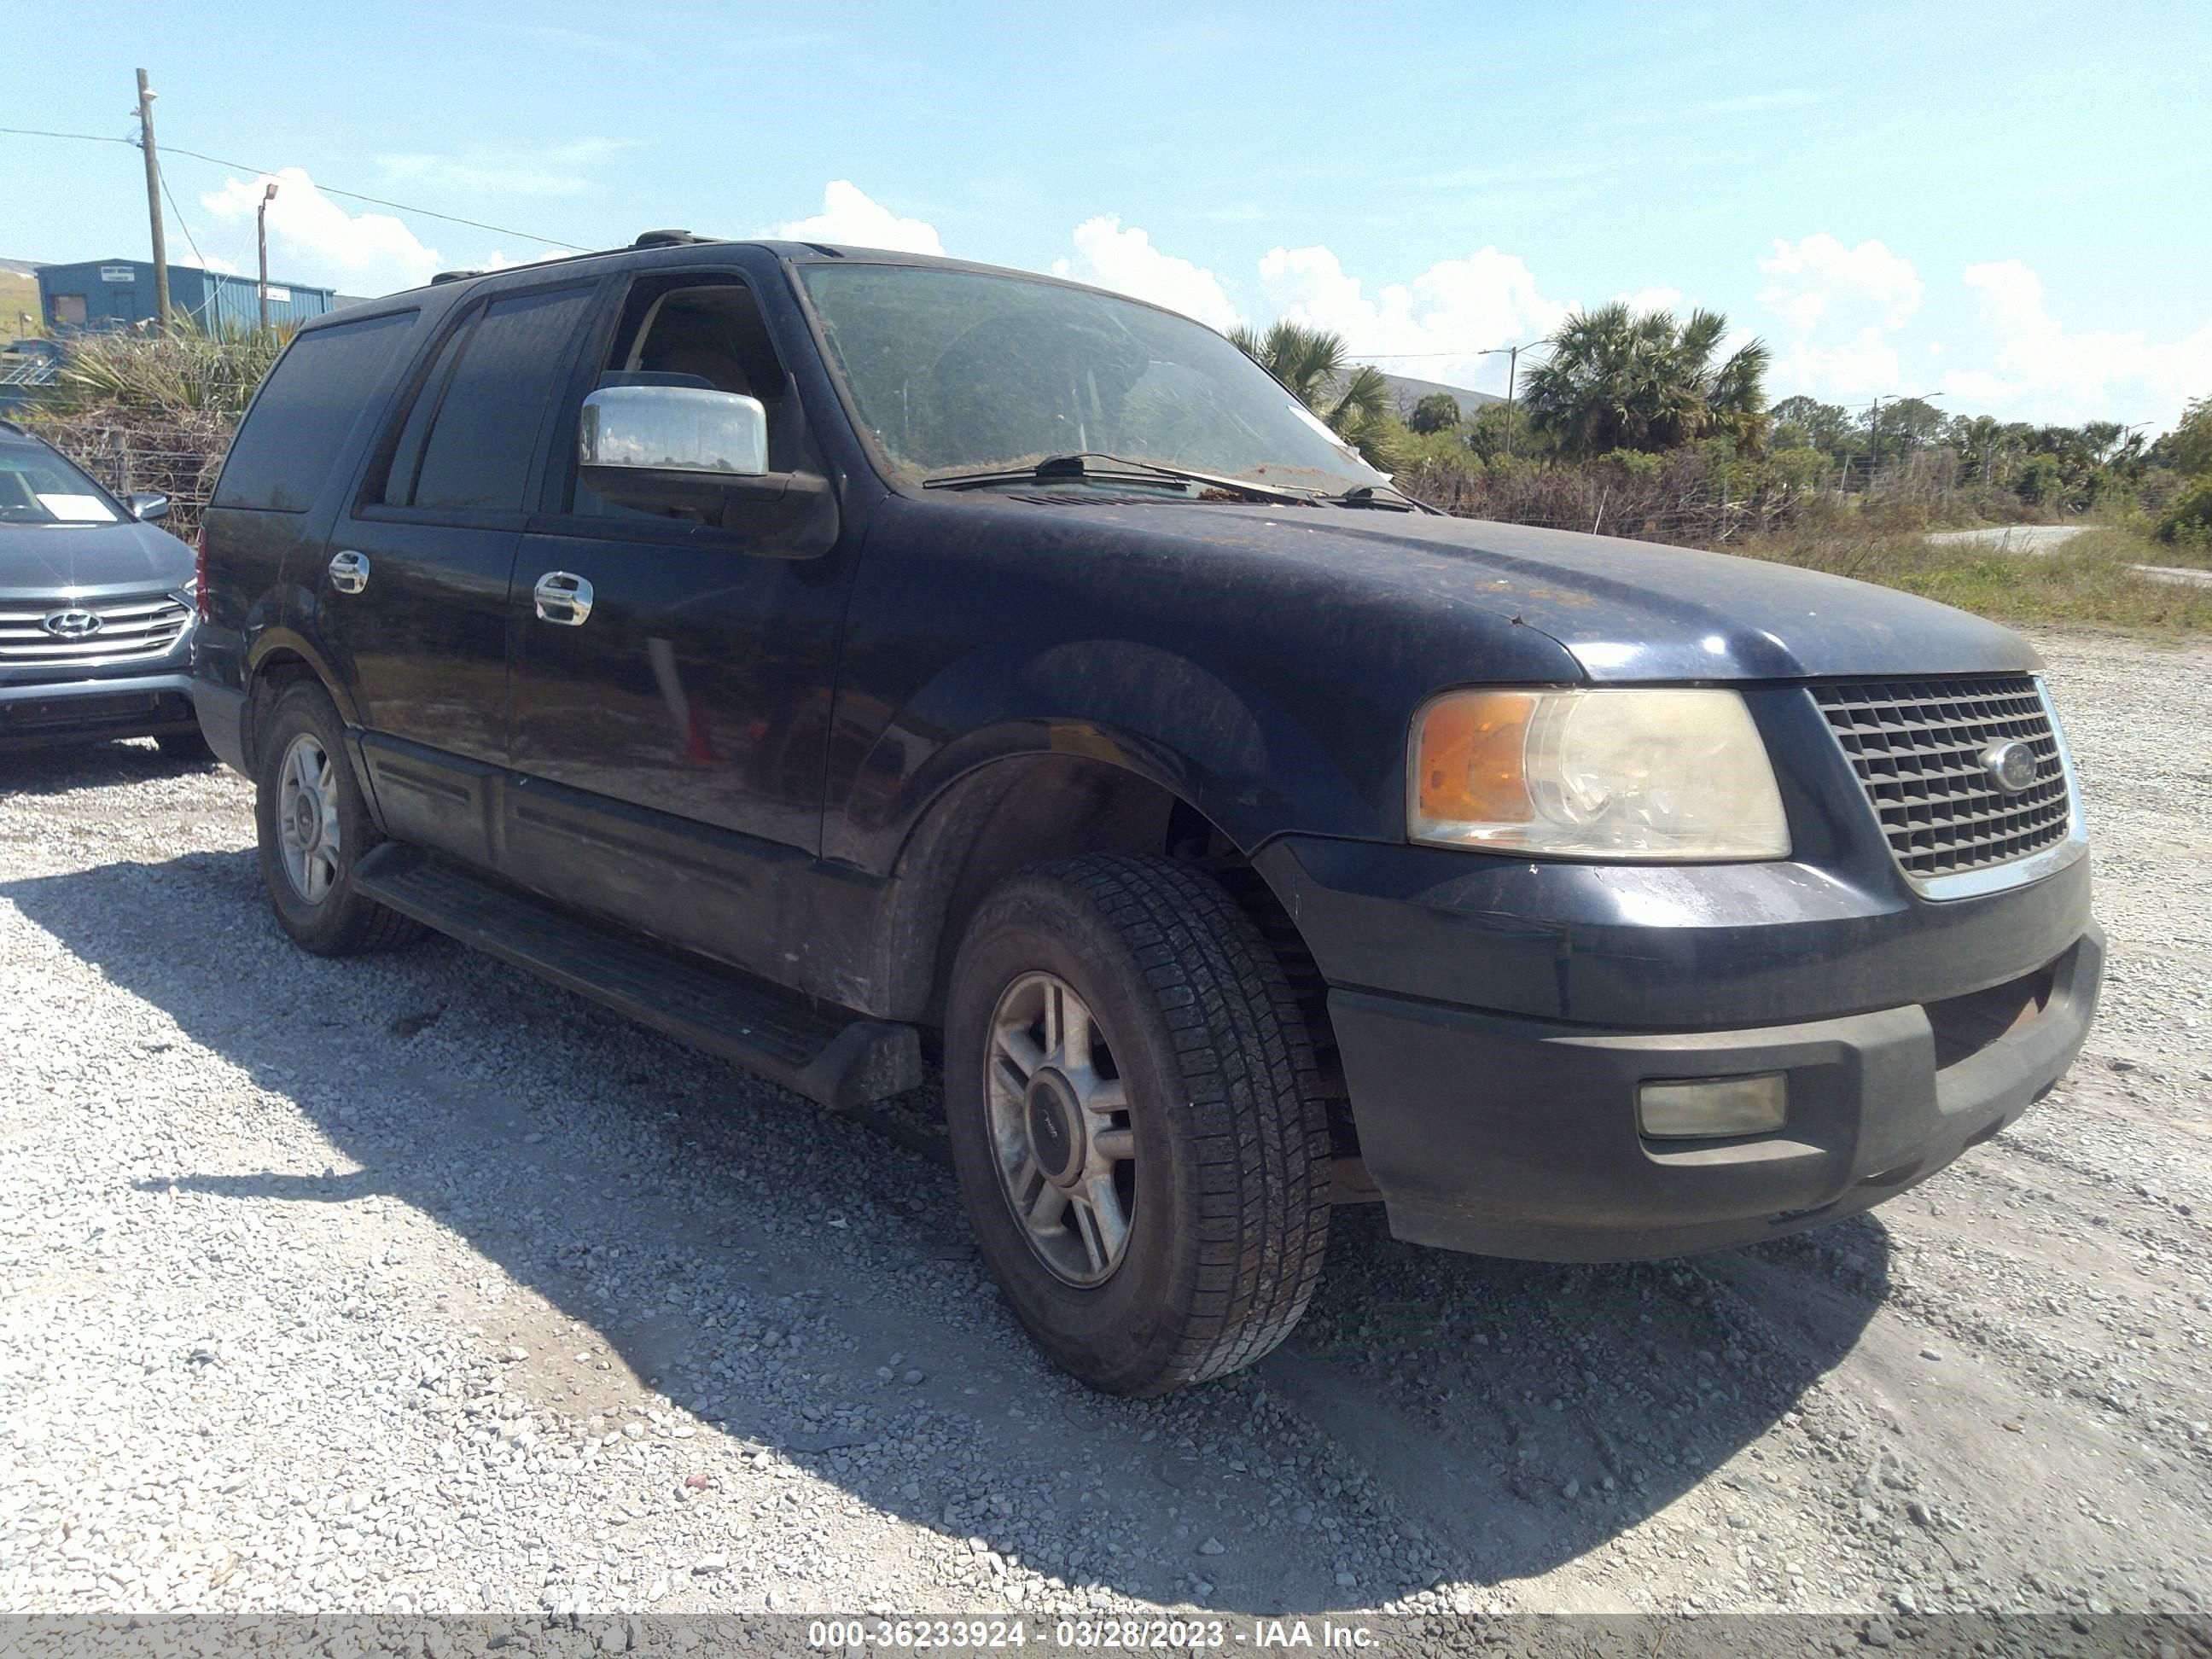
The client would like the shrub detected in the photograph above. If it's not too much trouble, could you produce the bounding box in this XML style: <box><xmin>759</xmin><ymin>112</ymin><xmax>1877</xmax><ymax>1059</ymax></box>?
<box><xmin>2154</xmin><ymin>474</ymin><xmax>2212</xmax><ymax>545</ymax></box>
<box><xmin>19</xmin><ymin>323</ymin><xmax>286</xmax><ymax>539</ymax></box>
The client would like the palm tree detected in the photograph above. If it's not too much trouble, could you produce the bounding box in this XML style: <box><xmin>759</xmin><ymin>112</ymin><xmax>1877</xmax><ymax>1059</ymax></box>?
<box><xmin>1521</xmin><ymin>302</ymin><xmax>1771</xmax><ymax>458</ymax></box>
<box><xmin>1230</xmin><ymin>319</ymin><xmax>1401</xmax><ymax>469</ymax></box>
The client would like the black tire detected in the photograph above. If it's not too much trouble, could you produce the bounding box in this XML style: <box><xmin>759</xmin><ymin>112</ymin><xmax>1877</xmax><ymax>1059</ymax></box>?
<box><xmin>253</xmin><ymin>681</ymin><xmax>421</xmax><ymax>956</ymax></box>
<box><xmin>945</xmin><ymin>854</ymin><xmax>1331</xmax><ymax>1395</ymax></box>
<box><xmin>157</xmin><ymin>728</ymin><xmax>216</xmax><ymax>764</ymax></box>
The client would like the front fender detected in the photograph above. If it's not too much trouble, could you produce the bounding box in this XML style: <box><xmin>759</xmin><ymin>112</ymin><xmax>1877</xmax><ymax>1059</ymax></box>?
<box><xmin>827</xmin><ymin>636</ymin><xmax>1374</xmax><ymax>865</ymax></box>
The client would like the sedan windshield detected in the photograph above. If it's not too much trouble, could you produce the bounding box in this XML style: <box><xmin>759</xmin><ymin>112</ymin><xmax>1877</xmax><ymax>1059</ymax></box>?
<box><xmin>0</xmin><ymin>445</ymin><xmax>120</xmax><ymax>525</ymax></box>
<box><xmin>798</xmin><ymin>264</ymin><xmax>1388</xmax><ymax>497</ymax></box>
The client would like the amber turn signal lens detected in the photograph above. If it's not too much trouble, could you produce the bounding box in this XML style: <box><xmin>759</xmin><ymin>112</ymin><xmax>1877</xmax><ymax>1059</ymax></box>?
<box><xmin>1416</xmin><ymin>691</ymin><xmax>1536</xmax><ymax>826</ymax></box>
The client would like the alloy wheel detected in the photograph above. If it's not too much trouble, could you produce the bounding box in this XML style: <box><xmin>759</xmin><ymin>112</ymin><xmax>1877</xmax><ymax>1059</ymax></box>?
<box><xmin>276</xmin><ymin>732</ymin><xmax>342</xmax><ymax>904</ymax></box>
<box><xmin>985</xmin><ymin>971</ymin><xmax>1138</xmax><ymax>1286</ymax></box>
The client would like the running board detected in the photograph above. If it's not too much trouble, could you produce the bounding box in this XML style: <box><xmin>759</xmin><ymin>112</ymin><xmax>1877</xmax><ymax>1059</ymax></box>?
<box><xmin>352</xmin><ymin>844</ymin><xmax>923</xmax><ymax>1110</ymax></box>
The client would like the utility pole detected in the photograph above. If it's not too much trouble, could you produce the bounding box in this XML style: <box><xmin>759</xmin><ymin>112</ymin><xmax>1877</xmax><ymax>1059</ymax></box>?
<box><xmin>1504</xmin><ymin>344</ymin><xmax>1521</xmax><ymax>458</ymax></box>
<box><xmin>134</xmin><ymin>68</ymin><xmax>170</xmax><ymax>327</ymax></box>
<box><xmin>257</xmin><ymin>182</ymin><xmax>280</xmax><ymax>331</ymax></box>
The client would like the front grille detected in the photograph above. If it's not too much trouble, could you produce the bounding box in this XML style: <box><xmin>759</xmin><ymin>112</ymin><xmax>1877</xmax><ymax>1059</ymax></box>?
<box><xmin>1811</xmin><ymin>674</ymin><xmax>2072</xmax><ymax>888</ymax></box>
<box><xmin>0</xmin><ymin>592</ymin><xmax>192</xmax><ymax>674</ymax></box>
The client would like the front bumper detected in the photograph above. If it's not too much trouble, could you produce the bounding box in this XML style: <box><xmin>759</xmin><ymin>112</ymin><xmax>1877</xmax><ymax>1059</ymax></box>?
<box><xmin>0</xmin><ymin>672</ymin><xmax>199</xmax><ymax>750</ymax></box>
<box><xmin>1330</xmin><ymin>924</ymin><xmax>2102</xmax><ymax>1260</ymax></box>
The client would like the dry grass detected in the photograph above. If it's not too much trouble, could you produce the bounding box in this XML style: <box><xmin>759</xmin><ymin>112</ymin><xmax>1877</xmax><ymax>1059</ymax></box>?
<box><xmin>0</xmin><ymin>270</ymin><xmax>41</xmax><ymax>337</ymax></box>
<box><xmin>1729</xmin><ymin>524</ymin><xmax>2212</xmax><ymax>633</ymax></box>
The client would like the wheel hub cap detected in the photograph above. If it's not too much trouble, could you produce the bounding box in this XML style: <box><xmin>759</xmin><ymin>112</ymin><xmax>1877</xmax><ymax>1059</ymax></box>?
<box><xmin>1024</xmin><ymin>1068</ymin><xmax>1085</xmax><ymax>1187</ymax></box>
<box><xmin>291</xmin><ymin>792</ymin><xmax>323</xmax><ymax>853</ymax></box>
<box><xmin>276</xmin><ymin>733</ymin><xmax>342</xmax><ymax>905</ymax></box>
<box><xmin>985</xmin><ymin>972</ymin><xmax>1138</xmax><ymax>1286</ymax></box>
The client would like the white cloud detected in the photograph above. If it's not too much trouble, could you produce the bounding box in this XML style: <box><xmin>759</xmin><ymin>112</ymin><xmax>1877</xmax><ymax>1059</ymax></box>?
<box><xmin>1757</xmin><ymin>233</ymin><xmax>1922</xmax><ymax>331</ymax></box>
<box><xmin>1945</xmin><ymin>259</ymin><xmax>2212</xmax><ymax>426</ymax></box>
<box><xmin>1256</xmin><ymin>243</ymin><xmax>1567</xmax><ymax>391</ymax></box>
<box><xmin>1756</xmin><ymin>232</ymin><xmax>1925</xmax><ymax>397</ymax></box>
<box><xmin>1051</xmin><ymin>216</ymin><xmax>1241</xmax><ymax>331</ymax></box>
<box><xmin>201</xmin><ymin>167</ymin><xmax>441</xmax><ymax>295</ymax></box>
<box><xmin>771</xmin><ymin>181</ymin><xmax>943</xmax><ymax>255</ymax></box>
<box><xmin>375</xmin><ymin>138</ymin><xmax>644</xmax><ymax>200</ymax></box>
<box><xmin>1615</xmin><ymin>286</ymin><xmax>1685</xmax><ymax>317</ymax></box>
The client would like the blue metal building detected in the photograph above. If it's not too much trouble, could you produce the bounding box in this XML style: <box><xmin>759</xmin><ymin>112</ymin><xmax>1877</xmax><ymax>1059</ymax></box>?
<box><xmin>37</xmin><ymin>259</ymin><xmax>338</xmax><ymax>334</ymax></box>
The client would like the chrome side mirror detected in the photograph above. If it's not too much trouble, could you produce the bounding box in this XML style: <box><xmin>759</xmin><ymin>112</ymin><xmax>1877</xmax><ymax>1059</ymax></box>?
<box><xmin>579</xmin><ymin>384</ymin><xmax>769</xmax><ymax>479</ymax></box>
<box><xmin>575</xmin><ymin>381</ymin><xmax>837</xmax><ymax>559</ymax></box>
<box><xmin>128</xmin><ymin>491</ymin><xmax>171</xmax><ymax>521</ymax></box>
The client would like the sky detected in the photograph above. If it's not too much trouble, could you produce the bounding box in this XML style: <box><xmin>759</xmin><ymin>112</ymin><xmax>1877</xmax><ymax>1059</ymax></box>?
<box><xmin>6</xmin><ymin>0</ymin><xmax>2209</xmax><ymax>430</ymax></box>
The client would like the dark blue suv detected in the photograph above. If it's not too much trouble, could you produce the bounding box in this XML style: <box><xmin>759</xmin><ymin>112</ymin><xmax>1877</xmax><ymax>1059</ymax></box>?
<box><xmin>192</xmin><ymin>236</ymin><xmax>2102</xmax><ymax>1394</ymax></box>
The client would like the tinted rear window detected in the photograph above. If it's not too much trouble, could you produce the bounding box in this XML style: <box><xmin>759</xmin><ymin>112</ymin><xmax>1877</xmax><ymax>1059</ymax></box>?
<box><xmin>213</xmin><ymin>311</ymin><xmax>418</xmax><ymax>512</ymax></box>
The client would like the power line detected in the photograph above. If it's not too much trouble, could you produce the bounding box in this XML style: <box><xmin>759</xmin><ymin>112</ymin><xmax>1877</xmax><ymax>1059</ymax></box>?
<box><xmin>1</xmin><ymin>125</ymin><xmax>590</xmax><ymax>251</ymax></box>
<box><xmin>154</xmin><ymin>160</ymin><xmax>210</xmax><ymax>273</ymax></box>
<box><xmin>1349</xmin><ymin>341</ymin><xmax>1551</xmax><ymax>360</ymax></box>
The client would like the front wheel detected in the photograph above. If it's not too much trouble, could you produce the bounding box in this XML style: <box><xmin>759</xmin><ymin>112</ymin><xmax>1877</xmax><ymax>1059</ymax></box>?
<box><xmin>253</xmin><ymin>682</ymin><xmax>420</xmax><ymax>956</ymax></box>
<box><xmin>945</xmin><ymin>855</ymin><xmax>1332</xmax><ymax>1395</ymax></box>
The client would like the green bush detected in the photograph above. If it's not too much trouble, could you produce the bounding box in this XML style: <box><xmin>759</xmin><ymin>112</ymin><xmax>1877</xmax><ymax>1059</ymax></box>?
<box><xmin>2155</xmin><ymin>474</ymin><xmax>2212</xmax><ymax>545</ymax></box>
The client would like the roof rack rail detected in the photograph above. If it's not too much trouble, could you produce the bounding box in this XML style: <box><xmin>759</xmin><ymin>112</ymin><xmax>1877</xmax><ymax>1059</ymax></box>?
<box><xmin>430</xmin><ymin>268</ymin><xmax>486</xmax><ymax>285</ymax></box>
<box><xmin>632</xmin><ymin>229</ymin><xmax>710</xmax><ymax>248</ymax></box>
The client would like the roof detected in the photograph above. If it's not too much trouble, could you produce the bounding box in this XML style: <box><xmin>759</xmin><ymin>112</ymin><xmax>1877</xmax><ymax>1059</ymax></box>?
<box><xmin>335</xmin><ymin>234</ymin><xmax>1249</xmax><ymax>334</ymax></box>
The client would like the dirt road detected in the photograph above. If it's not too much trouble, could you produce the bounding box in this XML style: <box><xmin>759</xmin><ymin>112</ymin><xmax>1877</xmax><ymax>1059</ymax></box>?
<box><xmin>2</xmin><ymin>631</ymin><xmax>2208</xmax><ymax>1624</ymax></box>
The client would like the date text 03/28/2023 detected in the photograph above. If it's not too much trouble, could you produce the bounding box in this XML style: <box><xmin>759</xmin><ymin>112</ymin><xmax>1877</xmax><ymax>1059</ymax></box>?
<box><xmin>805</xmin><ymin>1617</ymin><xmax>1379</xmax><ymax>1650</ymax></box>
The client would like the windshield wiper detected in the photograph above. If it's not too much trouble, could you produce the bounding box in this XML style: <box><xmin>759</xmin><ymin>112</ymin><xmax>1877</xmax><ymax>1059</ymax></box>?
<box><xmin>923</xmin><ymin>453</ymin><xmax>1318</xmax><ymax>506</ymax></box>
<box><xmin>1329</xmin><ymin>483</ymin><xmax>1431</xmax><ymax>513</ymax></box>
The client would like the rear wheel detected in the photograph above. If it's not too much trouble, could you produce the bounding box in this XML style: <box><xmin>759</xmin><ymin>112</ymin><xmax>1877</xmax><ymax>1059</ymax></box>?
<box><xmin>253</xmin><ymin>682</ymin><xmax>420</xmax><ymax>955</ymax></box>
<box><xmin>945</xmin><ymin>854</ymin><xmax>1331</xmax><ymax>1395</ymax></box>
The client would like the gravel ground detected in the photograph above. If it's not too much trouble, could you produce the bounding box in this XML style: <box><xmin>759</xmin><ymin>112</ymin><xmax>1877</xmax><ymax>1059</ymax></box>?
<box><xmin>2</xmin><ymin>630</ymin><xmax>2208</xmax><ymax>1626</ymax></box>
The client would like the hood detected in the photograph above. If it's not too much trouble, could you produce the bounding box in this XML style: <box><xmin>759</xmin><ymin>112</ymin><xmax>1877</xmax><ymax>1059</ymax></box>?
<box><xmin>1056</xmin><ymin>501</ymin><xmax>2036</xmax><ymax>683</ymax></box>
<box><xmin>0</xmin><ymin>520</ymin><xmax>196</xmax><ymax>603</ymax></box>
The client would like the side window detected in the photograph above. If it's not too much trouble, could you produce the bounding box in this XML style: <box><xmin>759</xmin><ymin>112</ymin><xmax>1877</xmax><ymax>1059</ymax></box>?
<box><xmin>569</xmin><ymin>279</ymin><xmax>795</xmax><ymax>518</ymax></box>
<box><xmin>375</xmin><ymin>285</ymin><xmax>595</xmax><ymax>515</ymax></box>
<box><xmin>213</xmin><ymin>310</ymin><xmax>418</xmax><ymax>512</ymax></box>
<box><xmin>375</xmin><ymin>323</ymin><xmax>470</xmax><ymax>509</ymax></box>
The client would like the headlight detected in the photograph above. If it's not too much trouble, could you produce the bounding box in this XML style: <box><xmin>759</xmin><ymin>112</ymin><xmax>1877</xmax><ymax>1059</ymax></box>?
<box><xmin>1409</xmin><ymin>687</ymin><xmax>1790</xmax><ymax>860</ymax></box>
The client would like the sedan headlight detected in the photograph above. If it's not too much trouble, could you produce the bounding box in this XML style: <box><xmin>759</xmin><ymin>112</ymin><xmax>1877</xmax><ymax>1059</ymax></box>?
<box><xmin>1409</xmin><ymin>688</ymin><xmax>1790</xmax><ymax>860</ymax></box>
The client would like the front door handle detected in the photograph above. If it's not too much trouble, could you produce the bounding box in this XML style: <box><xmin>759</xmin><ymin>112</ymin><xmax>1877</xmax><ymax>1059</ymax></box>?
<box><xmin>328</xmin><ymin>550</ymin><xmax>370</xmax><ymax>595</ymax></box>
<box><xmin>533</xmin><ymin>571</ymin><xmax>594</xmax><ymax>626</ymax></box>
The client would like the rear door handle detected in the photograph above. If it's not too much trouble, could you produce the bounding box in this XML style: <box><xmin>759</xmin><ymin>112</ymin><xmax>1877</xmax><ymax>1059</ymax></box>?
<box><xmin>533</xmin><ymin>571</ymin><xmax>594</xmax><ymax>626</ymax></box>
<box><xmin>328</xmin><ymin>550</ymin><xmax>370</xmax><ymax>594</ymax></box>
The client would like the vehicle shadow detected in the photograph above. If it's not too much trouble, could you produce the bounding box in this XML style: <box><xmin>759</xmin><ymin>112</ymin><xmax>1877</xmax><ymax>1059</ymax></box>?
<box><xmin>0</xmin><ymin>739</ymin><xmax>219</xmax><ymax>795</ymax></box>
<box><xmin>4</xmin><ymin>847</ymin><xmax>1891</xmax><ymax>1615</ymax></box>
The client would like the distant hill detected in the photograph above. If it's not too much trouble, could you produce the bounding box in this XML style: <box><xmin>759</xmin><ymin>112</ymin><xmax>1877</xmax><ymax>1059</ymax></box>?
<box><xmin>1370</xmin><ymin>369</ymin><xmax>1504</xmax><ymax>421</ymax></box>
<box><xmin>0</xmin><ymin>258</ymin><xmax>44</xmax><ymax>278</ymax></box>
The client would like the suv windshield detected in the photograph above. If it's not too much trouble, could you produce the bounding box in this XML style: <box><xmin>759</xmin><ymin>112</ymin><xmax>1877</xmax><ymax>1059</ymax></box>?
<box><xmin>0</xmin><ymin>443</ymin><xmax>121</xmax><ymax>525</ymax></box>
<box><xmin>798</xmin><ymin>264</ymin><xmax>1388</xmax><ymax>496</ymax></box>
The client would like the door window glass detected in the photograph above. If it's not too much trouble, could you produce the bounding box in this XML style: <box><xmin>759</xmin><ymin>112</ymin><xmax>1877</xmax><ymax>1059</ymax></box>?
<box><xmin>396</xmin><ymin>286</ymin><xmax>594</xmax><ymax>515</ymax></box>
<box><xmin>375</xmin><ymin>323</ymin><xmax>471</xmax><ymax>508</ymax></box>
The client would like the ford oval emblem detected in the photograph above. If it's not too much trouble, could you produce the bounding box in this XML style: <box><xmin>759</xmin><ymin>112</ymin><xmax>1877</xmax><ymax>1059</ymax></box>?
<box><xmin>42</xmin><ymin>608</ymin><xmax>103</xmax><ymax>640</ymax></box>
<box><xmin>1979</xmin><ymin>739</ymin><xmax>2038</xmax><ymax>795</ymax></box>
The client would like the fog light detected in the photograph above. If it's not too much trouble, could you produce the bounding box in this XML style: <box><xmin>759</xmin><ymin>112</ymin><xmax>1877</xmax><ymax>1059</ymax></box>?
<box><xmin>1639</xmin><ymin>1073</ymin><xmax>1788</xmax><ymax>1139</ymax></box>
